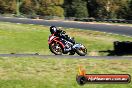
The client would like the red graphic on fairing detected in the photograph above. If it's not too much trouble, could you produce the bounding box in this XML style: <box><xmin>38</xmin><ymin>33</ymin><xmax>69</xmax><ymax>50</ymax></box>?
<box><xmin>48</xmin><ymin>34</ymin><xmax>65</xmax><ymax>48</ymax></box>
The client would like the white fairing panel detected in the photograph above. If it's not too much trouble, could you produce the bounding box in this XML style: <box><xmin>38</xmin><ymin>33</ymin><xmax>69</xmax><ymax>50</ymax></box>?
<box><xmin>72</xmin><ymin>44</ymin><xmax>84</xmax><ymax>49</ymax></box>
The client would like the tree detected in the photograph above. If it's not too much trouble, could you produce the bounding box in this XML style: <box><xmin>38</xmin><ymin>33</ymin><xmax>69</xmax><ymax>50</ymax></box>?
<box><xmin>87</xmin><ymin>0</ymin><xmax>109</xmax><ymax>18</ymax></box>
<box><xmin>63</xmin><ymin>0</ymin><xmax>75</xmax><ymax>17</ymax></box>
<box><xmin>64</xmin><ymin>0</ymin><xmax>88</xmax><ymax>18</ymax></box>
<box><xmin>0</xmin><ymin>0</ymin><xmax>6</xmax><ymax>14</ymax></box>
<box><xmin>117</xmin><ymin>0</ymin><xmax>132</xmax><ymax>20</ymax></box>
<box><xmin>0</xmin><ymin>0</ymin><xmax>131</xmax><ymax>19</ymax></box>
<box><xmin>0</xmin><ymin>0</ymin><xmax>17</xmax><ymax>14</ymax></box>
<box><xmin>20</xmin><ymin>0</ymin><xmax>35</xmax><ymax>15</ymax></box>
<box><xmin>72</xmin><ymin>0</ymin><xmax>88</xmax><ymax>18</ymax></box>
<box><xmin>38</xmin><ymin>0</ymin><xmax>64</xmax><ymax>17</ymax></box>
<box><xmin>87</xmin><ymin>0</ymin><xmax>128</xmax><ymax>19</ymax></box>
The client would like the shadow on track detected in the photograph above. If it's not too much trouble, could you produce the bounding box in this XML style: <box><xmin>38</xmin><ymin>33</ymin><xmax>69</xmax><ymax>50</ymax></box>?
<box><xmin>99</xmin><ymin>41</ymin><xmax>132</xmax><ymax>56</ymax></box>
<box><xmin>99</xmin><ymin>50</ymin><xmax>132</xmax><ymax>56</ymax></box>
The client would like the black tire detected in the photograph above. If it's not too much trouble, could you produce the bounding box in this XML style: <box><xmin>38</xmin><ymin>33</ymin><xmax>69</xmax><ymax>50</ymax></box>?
<box><xmin>76</xmin><ymin>75</ymin><xmax>87</xmax><ymax>85</ymax></box>
<box><xmin>76</xmin><ymin>47</ymin><xmax>87</xmax><ymax>56</ymax></box>
<box><xmin>49</xmin><ymin>42</ymin><xmax>63</xmax><ymax>55</ymax></box>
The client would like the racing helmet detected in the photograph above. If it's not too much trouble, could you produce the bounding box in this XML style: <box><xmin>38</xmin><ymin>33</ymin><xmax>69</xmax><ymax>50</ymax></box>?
<box><xmin>50</xmin><ymin>26</ymin><xmax>57</xmax><ymax>34</ymax></box>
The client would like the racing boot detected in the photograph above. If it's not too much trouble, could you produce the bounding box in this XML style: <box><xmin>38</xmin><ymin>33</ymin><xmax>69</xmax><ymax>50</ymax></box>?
<box><xmin>63</xmin><ymin>47</ymin><xmax>72</xmax><ymax>54</ymax></box>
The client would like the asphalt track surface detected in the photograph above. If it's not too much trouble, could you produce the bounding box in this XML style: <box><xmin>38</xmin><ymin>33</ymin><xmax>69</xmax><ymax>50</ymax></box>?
<box><xmin>0</xmin><ymin>16</ymin><xmax>132</xmax><ymax>58</ymax></box>
<box><xmin>0</xmin><ymin>54</ymin><xmax>132</xmax><ymax>59</ymax></box>
<box><xmin>0</xmin><ymin>16</ymin><xmax>132</xmax><ymax>36</ymax></box>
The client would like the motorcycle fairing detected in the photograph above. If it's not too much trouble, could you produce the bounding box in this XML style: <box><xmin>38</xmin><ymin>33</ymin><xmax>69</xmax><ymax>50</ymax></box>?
<box><xmin>72</xmin><ymin>44</ymin><xmax>85</xmax><ymax>49</ymax></box>
<box><xmin>48</xmin><ymin>34</ymin><xmax>65</xmax><ymax>48</ymax></box>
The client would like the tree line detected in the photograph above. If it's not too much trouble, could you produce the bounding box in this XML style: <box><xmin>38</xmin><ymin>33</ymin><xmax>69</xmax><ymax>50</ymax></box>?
<box><xmin>0</xmin><ymin>0</ymin><xmax>132</xmax><ymax>19</ymax></box>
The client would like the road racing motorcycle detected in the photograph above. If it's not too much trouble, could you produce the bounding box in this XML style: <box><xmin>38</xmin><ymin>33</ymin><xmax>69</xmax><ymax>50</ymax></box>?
<box><xmin>48</xmin><ymin>34</ymin><xmax>87</xmax><ymax>56</ymax></box>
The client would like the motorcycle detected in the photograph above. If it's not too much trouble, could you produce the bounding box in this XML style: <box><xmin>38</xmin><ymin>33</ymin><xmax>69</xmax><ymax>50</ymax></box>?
<box><xmin>48</xmin><ymin>34</ymin><xmax>87</xmax><ymax>56</ymax></box>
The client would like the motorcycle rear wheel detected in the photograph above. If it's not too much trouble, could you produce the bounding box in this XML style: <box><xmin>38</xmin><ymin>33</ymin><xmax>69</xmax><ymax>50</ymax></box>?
<box><xmin>49</xmin><ymin>42</ymin><xmax>63</xmax><ymax>55</ymax></box>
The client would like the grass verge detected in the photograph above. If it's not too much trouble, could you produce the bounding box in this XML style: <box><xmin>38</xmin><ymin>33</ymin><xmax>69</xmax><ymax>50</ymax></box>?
<box><xmin>0</xmin><ymin>57</ymin><xmax>132</xmax><ymax>88</ymax></box>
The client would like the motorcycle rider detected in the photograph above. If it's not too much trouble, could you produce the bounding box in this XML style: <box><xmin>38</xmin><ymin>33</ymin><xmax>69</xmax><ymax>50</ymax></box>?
<box><xmin>50</xmin><ymin>26</ymin><xmax>75</xmax><ymax>52</ymax></box>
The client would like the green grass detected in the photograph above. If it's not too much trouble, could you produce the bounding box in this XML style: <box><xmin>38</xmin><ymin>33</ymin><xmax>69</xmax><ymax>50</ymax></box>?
<box><xmin>0</xmin><ymin>22</ymin><xmax>132</xmax><ymax>88</ymax></box>
<box><xmin>0</xmin><ymin>22</ymin><xmax>49</xmax><ymax>54</ymax></box>
<box><xmin>0</xmin><ymin>57</ymin><xmax>132</xmax><ymax>88</ymax></box>
<box><xmin>0</xmin><ymin>22</ymin><xmax>132</xmax><ymax>56</ymax></box>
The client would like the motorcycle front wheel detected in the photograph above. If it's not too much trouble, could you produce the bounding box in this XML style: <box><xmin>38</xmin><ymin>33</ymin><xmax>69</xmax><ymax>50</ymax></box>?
<box><xmin>76</xmin><ymin>46</ymin><xmax>87</xmax><ymax>56</ymax></box>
